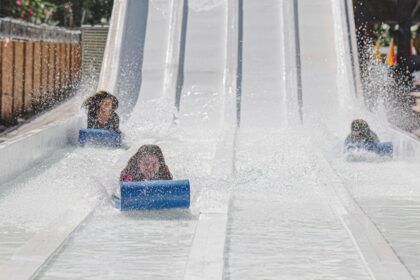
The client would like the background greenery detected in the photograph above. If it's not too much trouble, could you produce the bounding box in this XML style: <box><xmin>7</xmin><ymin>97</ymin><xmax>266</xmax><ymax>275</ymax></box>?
<box><xmin>0</xmin><ymin>0</ymin><xmax>113</xmax><ymax>26</ymax></box>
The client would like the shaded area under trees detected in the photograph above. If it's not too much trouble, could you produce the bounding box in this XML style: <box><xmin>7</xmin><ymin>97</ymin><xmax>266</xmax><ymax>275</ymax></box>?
<box><xmin>0</xmin><ymin>0</ymin><xmax>113</xmax><ymax>27</ymax></box>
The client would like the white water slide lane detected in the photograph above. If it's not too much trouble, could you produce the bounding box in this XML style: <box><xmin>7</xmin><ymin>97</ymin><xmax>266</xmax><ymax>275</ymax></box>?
<box><xmin>225</xmin><ymin>0</ymin><xmax>372</xmax><ymax>279</ymax></box>
<box><xmin>36</xmin><ymin>1</ymin><xmax>230</xmax><ymax>279</ymax></box>
<box><xmin>1</xmin><ymin>0</ymin><xmax>420</xmax><ymax>279</ymax></box>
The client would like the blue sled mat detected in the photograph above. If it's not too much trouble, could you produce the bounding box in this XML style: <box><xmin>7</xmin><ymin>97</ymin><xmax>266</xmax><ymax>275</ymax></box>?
<box><xmin>113</xmin><ymin>179</ymin><xmax>190</xmax><ymax>210</ymax></box>
<box><xmin>79</xmin><ymin>128</ymin><xmax>121</xmax><ymax>147</ymax></box>
<box><xmin>345</xmin><ymin>141</ymin><xmax>393</xmax><ymax>157</ymax></box>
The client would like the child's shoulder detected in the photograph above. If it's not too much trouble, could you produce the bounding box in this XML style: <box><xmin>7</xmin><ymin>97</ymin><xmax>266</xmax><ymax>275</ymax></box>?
<box><xmin>112</xmin><ymin>112</ymin><xmax>120</xmax><ymax>120</ymax></box>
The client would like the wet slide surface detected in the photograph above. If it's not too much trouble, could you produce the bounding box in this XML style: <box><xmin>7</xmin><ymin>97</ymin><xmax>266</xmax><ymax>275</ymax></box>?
<box><xmin>296</xmin><ymin>0</ymin><xmax>420</xmax><ymax>278</ymax></box>
<box><xmin>34</xmin><ymin>0</ymin><xmax>229</xmax><ymax>278</ymax></box>
<box><xmin>34</xmin><ymin>128</ymin><xmax>222</xmax><ymax>279</ymax></box>
<box><xmin>1</xmin><ymin>0</ymin><xmax>420</xmax><ymax>279</ymax></box>
<box><xmin>178</xmin><ymin>0</ymin><xmax>226</xmax><ymax>129</ymax></box>
<box><xmin>322</xmin><ymin>132</ymin><xmax>420</xmax><ymax>279</ymax></box>
<box><xmin>224</xmin><ymin>0</ymin><xmax>371</xmax><ymax>278</ymax></box>
<box><xmin>0</xmin><ymin>145</ymin><xmax>124</xmax><ymax>265</ymax></box>
<box><xmin>224</xmin><ymin>129</ymin><xmax>371</xmax><ymax>279</ymax></box>
<box><xmin>239</xmin><ymin>0</ymin><xmax>285</xmax><ymax>128</ymax></box>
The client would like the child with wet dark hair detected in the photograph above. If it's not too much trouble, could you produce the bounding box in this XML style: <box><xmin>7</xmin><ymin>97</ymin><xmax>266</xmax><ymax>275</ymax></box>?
<box><xmin>120</xmin><ymin>145</ymin><xmax>172</xmax><ymax>182</ymax></box>
<box><xmin>345</xmin><ymin>119</ymin><xmax>379</xmax><ymax>145</ymax></box>
<box><xmin>83</xmin><ymin>91</ymin><xmax>120</xmax><ymax>132</ymax></box>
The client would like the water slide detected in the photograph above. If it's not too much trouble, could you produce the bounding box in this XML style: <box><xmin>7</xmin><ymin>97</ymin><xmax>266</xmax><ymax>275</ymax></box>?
<box><xmin>1</xmin><ymin>0</ymin><xmax>420</xmax><ymax>279</ymax></box>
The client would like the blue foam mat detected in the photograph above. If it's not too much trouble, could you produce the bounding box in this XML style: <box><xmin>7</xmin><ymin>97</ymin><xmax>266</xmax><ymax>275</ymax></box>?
<box><xmin>79</xmin><ymin>128</ymin><xmax>121</xmax><ymax>147</ymax></box>
<box><xmin>345</xmin><ymin>141</ymin><xmax>393</xmax><ymax>157</ymax></box>
<box><xmin>113</xmin><ymin>179</ymin><xmax>190</xmax><ymax>210</ymax></box>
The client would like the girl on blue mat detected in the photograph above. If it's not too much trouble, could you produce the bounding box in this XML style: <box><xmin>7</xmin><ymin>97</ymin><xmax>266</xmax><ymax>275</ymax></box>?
<box><xmin>120</xmin><ymin>145</ymin><xmax>172</xmax><ymax>182</ymax></box>
<box><xmin>83</xmin><ymin>91</ymin><xmax>120</xmax><ymax>132</ymax></box>
<box><xmin>345</xmin><ymin>119</ymin><xmax>379</xmax><ymax>145</ymax></box>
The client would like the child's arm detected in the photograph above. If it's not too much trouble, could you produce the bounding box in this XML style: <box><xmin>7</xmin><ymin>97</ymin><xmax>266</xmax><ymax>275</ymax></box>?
<box><xmin>163</xmin><ymin>165</ymin><xmax>173</xmax><ymax>180</ymax></box>
<box><xmin>111</xmin><ymin>113</ymin><xmax>121</xmax><ymax>132</ymax></box>
<box><xmin>87</xmin><ymin>111</ymin><xmax>96</xmax><ymax>128</ymax></box>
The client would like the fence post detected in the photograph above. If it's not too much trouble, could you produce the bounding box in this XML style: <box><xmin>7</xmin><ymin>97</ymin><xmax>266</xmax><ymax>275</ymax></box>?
<box><xmin>47</xmin><ymin>42</ymin><xmax>55</xmax><ymax>105</ymax></box>
<box><xmin>1</xmin><ymin>40</ymin><xmax>14</xmax><ymax>122</ymax></box>
<box><xmin>13</xmin><ymin>40</ymin><xmax>24</xmax><ymax>115</ymax></box>
<box><xmin>32</xmin><ymin>41</ymin><xmax>42</xmax><ymax>109</ymax></box>
<box><xmin>24</xmin><ymin>41</ymin><xmax>34</xmax><ymax>112</ymax></box>
<box><xmin>40</xmin><ymin>43</ymin><xmax>49</xmax><ymax>109</ymax></box>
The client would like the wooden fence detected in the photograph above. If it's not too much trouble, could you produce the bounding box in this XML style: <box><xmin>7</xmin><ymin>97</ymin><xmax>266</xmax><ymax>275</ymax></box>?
<box><xmin>0</xmin><ymin>18</ymin><xmax>81</xmax><ymax>124</ymax></box>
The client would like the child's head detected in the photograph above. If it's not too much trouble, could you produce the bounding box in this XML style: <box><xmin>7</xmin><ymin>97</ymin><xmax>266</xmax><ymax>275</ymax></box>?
<box><xmin>128</xmin><ymin>145</ymin><xmax>168</xmax><ymax>180</ymax></box>
<box><xmin>351</xmin><ymin>119</ymin><xmax>369</xmax><ymax>136</ymax></box>
<box><xmin>83</xmin><ymin>91</ymin><xmax>118</xmax><ymax>113</ymax></box>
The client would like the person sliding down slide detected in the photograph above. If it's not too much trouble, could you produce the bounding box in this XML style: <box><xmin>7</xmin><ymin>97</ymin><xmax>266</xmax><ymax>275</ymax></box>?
<box><xmin>344</xmin><ymin>119</ymin><xmax>392</xmax><ymax>160</ymax></box>
<box><xmin>112</xmin><ymin>145</ymin><xmax>173</xmax><ymax>201</ymax></box>
<box><xmin>83</xmin><ymin>91</ymin><xmax>120</xmax><ymax>132</ymax></box>
<box><xmin>113</xmin><ymin>145</ymin><xmax>189</xmax><ymax>210</ymax></box>
<box><xmin>120</xmin><ymin>145</ymin><xmax>172</xmax><ymax>182</ymax></box>
<box><xmin>345</xmin><ymin>119</ymin><xmax>379</xmax><ymax>146</ymax></box>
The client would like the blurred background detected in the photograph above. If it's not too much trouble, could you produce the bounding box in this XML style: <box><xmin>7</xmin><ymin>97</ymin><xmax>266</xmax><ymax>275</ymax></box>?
<box><xmin>0</xmin><ymin>0</ymin><xmax>113</xmax><ymax>27</ymax></box>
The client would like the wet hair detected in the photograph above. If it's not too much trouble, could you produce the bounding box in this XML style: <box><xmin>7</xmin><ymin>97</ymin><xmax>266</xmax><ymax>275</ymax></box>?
<box><xmin>83</xmin><ymin>90</ymin><xmax>118</xmax><ymax>113</ymax></box>
<box><xmin>120</xmin><ymin>145</ymin><xmax>172</xmax><ymax>181</ymax></box>
<box><xmin>351</xmin><ymin>119</ymin><xmax>369</xmax><ymax>134</ymax></box>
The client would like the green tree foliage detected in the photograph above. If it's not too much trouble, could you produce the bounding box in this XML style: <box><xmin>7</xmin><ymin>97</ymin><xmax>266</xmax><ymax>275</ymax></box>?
<box><xmin>53</xmin><ymin>0</ymin><xmax>113</xmax><ymax>27</ymax></box>
<box><xmin>19</xmin><ymin>0</ymin><xmax>56</xmax><ymax>23</ymax></box>
<box><xmin>0</xmin><ymin>0</ymin><xmax>113</xmax><ymax>26</ymax></box>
